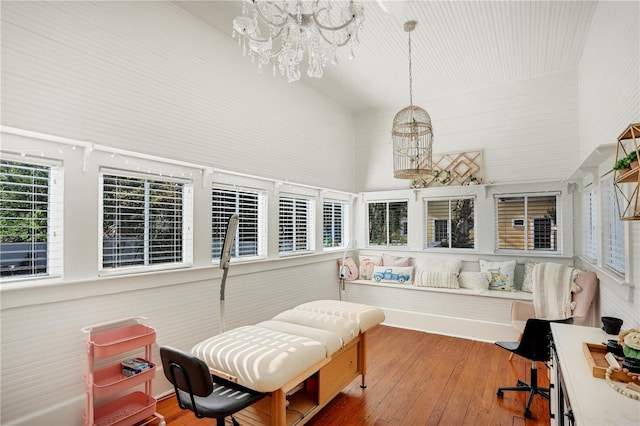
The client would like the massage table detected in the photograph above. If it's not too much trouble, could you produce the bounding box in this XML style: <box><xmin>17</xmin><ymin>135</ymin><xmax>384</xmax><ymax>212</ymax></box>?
<box><xmin>191</xmin><ymin>300</ymin><xmax>385</xmax><ymax>426</ymax></box>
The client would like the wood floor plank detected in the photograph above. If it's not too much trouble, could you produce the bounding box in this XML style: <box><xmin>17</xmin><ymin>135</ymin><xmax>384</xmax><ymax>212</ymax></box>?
<box><xmin>152</xmin><ymin>325</ymin><xmax>551</xmax><ymax>426</ymax></box>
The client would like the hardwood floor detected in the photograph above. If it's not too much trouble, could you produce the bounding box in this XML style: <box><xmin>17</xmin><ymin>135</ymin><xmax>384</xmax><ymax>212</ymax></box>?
<box><xmin>152</xmin><ymin>325</ymin><xmax>550</xmax><ymax>425</ymax></box>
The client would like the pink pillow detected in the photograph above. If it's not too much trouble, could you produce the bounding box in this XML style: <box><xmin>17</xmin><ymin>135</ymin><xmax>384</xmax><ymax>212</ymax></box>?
<box><xmin>337</xmin><ymin>257</ymin><xmax>358</xmax><ymax>281</ymax></box>
<box><xmin>382</xmin><ymin>254</ymin><xmax>411</xmax><ymax>267</ymax></box>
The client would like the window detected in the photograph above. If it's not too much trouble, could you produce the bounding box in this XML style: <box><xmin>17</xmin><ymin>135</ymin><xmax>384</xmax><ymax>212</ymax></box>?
<box><xmin>212</xmin><ymin>187</ymin><xmax>265</xmax><ymax>261</ymax></box>
<box><xmin>425</xmin><ymin>197</ymin><xmax>475</xmax><ymax>249</ymax></box>
<box><xmin>279</xmin><ymin>195</ymin><xmax>314</xmax><ymax>254</ymax></box>
<box><xmin>368</xmin><ymin>201</ymin><xmax>408</xmax><ymax>246</ymax></box>
<box><xmin>0</xmin><ymin>158</ymin><xmax>63</xmax><ymax>279</ymax></box>
<box><xmin>602</xmin><ymin>175</ymin><xmax>625</xmax><ymax>274</ymax></box>
<box><xmin>583</xmin><ymin>186</ymin><xmax>598</xmax><ymax>262</ymax></box>
<box><xmin>495</xmin><ymin>194</ymin><xmax>559</xmax><ymax>252</ymax></box>
<box><xmin>100</xmin><ymin>171</ymin><xmax>192</xmax><ymax>271</ymax></box>
<box><xmin>323</xmin><ymin>200</ymin><xmax>348</xmax><ymax>249</ymax></box>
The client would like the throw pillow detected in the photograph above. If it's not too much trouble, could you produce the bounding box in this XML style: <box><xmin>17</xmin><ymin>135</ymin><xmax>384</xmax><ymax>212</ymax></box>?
<box><xmin>382</xmin><ymin>253</ymin><xmax>411</xmax><ymax>267</ymax></box>
<box><xmin>359</xmin><ymin>255</ymin><xmax>382</xmax><ymax>280</ymax></box>
<box><xmin>522</xmin><ymin>260</ymin><xmax>537</xmax><ymax>292</ymax></box>
<box><xmin>415</xmin><ymin>271</ymin><xmax>459</xmax><ymax>289</ymax></box>
<box><xmin>414</xmin><ymin>256</ymin><xmax>462</xmax><ymax>273</ymax></box>
<box><xmin>371</xmin><ymin>266</ymin><xmax>414</xmax><ymax>284</ymax></box>
<box><xmin>458</xmin><ymin>271</ymin><xmax>490</xmax><ymax>290</ymax></box>
<box><xmin>479</xmin><ymin>259</ymin><xmax>516</xmax><ymax>291</ymax></box>
<box><xmin>337</xmin><ymin>256</ymin><xmax>358</xmax><ymax>281</ymax></box>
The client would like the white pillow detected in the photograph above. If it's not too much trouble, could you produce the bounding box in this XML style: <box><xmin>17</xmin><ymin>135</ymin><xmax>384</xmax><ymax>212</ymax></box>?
<box><xmin>415</xmin><ymin>271</ymin><xmax>459</xmax><ymax>288</ymax></box>
<box><xmin>414</xmin><ymin>256</ymin><xmax>462</xmax><ymax>273</ymax></box>
<box><xmin>458</xmin><ymin>272</ymin><xmax>490</xmax><ymax>290</ymax></box>
<box><xmin>479</xmin><ymin>259</ymin><xmax>516</xmax><ymax>291</ymax></box>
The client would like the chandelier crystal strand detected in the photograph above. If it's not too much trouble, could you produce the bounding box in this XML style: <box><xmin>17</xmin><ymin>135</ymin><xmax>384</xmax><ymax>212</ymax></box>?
<box><xmin>232</xmin><ymin>0</ymin><xmax>364</xmax><ymax>82</ymax></box>
<box><xmin>392</xmin><ymin>20</ymin><xmax>434</xmax><ymax>180</ymax></box>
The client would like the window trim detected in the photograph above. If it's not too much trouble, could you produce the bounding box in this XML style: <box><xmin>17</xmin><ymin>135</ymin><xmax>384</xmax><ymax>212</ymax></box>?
<box><xmin>278</xmin><ymin>193</ymin><xmax>315</xmax><ymax>256</ymax></box>
<box><xmin>98</xmin><ymin>168</ymin><xmax>193</xmax><ymax>276</ymax></box>
<box><xmin>494</xmin><ymin>192</ymin><xmax>561</xmax><ymax>254</ymax></box>
<box><xmin>322</xmin><ymin>199</ymin><xmax>349</xmax><ymax>251</ymax></box>
<box><xmin>212</xmin><ymin>185</ymin><xmax>267</xmax><ymax>263</ymax></box>
<box><xmin>423</xmin><ymin>196</ymin><xmax>476</xmax><ymax>250</ymax></box>
<box><xmin>0</xmin><ymin>154</ymin><xmax>64</xmax><ymax>282</ymax></box>
<box><xmin>366</xmin><ymin>199</ymin><xmax>409</xmax><ymax>247</ymax></box>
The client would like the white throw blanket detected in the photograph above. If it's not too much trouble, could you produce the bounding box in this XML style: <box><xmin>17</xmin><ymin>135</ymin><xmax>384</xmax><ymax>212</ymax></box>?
<box><xmin>532</xmin><ymin>262</ymin><xmax>579</xmax><ymax>320</ymax></box>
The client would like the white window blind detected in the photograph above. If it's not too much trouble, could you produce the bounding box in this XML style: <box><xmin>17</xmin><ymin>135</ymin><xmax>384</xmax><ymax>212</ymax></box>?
<box><xmin>424</xmin><ymin>197</ymin><xmax>475</xmax><ymax>249</ymax></box>
<box><xmin>601</xmin><ymin>176</ymin><xmax>625</xmax><ymax>274</ymax></box>
<box><xmin>212</xmin><ymin>187</ymin><xmax>265</xmax><ymax>260</ymax></box>
<box><xmin>279</xmin><ymin>195</ymin><xmax>314</xmax><ymax>254</ymax></box>
<box><xmin>495</xmin><ymin>194</ymin><xmax>559</xmax><ymax>252</ymax></box>
<box><xmin>323</xmin><ymin>200</ymin><xmax>347</xmax><ymax>249</ymax></box>
<box><xmin>101</xmin><ymin>172</ymin><xmax>192</xmax><ymax>271</ymax></box>
<box><xmin>0</xmin><ymin>158</ymin><xmax>63</xmax><ymax>280</ymax></box>
<box><xmin>367</xmin><ymin>201</ymin><xmax>408</xmax><ymax>246</ymax></box>
<box><xmin>584</xmin><ymin>187</ymin><xmax>598</xmax><ymax>262</ymax></box>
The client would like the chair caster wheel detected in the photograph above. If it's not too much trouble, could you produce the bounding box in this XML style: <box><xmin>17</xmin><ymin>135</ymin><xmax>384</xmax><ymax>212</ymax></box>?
<box><xmin>524</xmin><ymin>409</ymin><xmax>532</xmax><ymax>418</ymax></box>
<box><xmin>497</xmin><ymin>390</ymin><xmax>503</xmax><ymax>398</ymax></box>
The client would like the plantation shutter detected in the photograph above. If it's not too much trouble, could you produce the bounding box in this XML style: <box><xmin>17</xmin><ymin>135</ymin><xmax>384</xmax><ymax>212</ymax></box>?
<box><xmin>101</xmin><ymin>172</ymin><xmax>188</xmax><ymax>270</ymax></box>
<box><xmin>323</xmin><ymin>200</ymin><xmax>345</xmax><ymax>248</ymax></box>
<box><xmin>602</xmin><ymin>176</ymin><xmax>625</xmax><ymax>274</ymax></box>
<box><xmin>0</xmin><ymin>159</ymin><xmax>63</xmax><ymax>279</ymax></box>
<box><xmin>279</xmin><ymin>195</ymin><xmax>314</xmax><ymax>254</ymax></box>
<box><xmin>212</xmin><ymin>187</ymin><xmax>264</xmax><ymax>260</ymax></box>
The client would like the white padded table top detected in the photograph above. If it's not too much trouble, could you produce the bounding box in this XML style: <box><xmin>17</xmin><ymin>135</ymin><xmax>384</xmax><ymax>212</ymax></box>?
<box><xmin>191</xmin><ymin>325</ymin><xmax>326</xmax><ymax>392</ymax></box>
<box><xmin>293</xmin><ymin>300</ymin><xmax>386</xmax><ymax>333</ymax></box>
<box><xmin>271</xmin><ymin>309</ymin><xmax>359</xmax><ymax>345</ymax></box>
<box><xmin>257</xmin><ymin>320</ymin><xmax>342</xmax><ymax>356</ymax></box>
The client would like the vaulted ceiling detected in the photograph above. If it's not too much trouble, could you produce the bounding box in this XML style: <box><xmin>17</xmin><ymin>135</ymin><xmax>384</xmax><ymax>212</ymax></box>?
<box><xmin>173</xmin><ymin>1</ymin><xmax>598</xmax><ymax>114</ymax></box>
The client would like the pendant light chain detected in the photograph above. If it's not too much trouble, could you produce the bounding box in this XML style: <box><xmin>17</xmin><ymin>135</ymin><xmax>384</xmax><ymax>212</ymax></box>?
<box><xmin>408</xmin><ymin>29</ymin><xmax>413</xmax><ymax>107</ymax></box>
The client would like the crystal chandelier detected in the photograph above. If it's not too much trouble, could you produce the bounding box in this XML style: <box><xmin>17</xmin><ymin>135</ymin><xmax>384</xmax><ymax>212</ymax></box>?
<box><xmin>232</xmin><ymin>0</ymin><xmax>365</xmax><ymax>83</ymax></box>
<box><xmin>392</xmin><ymin>21</ymin><xmax>433</xmax><ymax>179</ymax></box>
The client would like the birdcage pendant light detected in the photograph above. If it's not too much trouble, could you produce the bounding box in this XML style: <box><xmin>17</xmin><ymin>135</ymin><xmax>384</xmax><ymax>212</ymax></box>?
<box><xmin>392</xmin><ymin>20</ymin><xmax>433</xmax><ymax>179</ymax></box>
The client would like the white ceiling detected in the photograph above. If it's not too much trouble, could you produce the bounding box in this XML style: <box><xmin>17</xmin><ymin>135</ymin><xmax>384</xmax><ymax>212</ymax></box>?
<box><xmin>173</xmin><ymin>0</ymin><xmax>598</xmax><ymax>114</ymax></box>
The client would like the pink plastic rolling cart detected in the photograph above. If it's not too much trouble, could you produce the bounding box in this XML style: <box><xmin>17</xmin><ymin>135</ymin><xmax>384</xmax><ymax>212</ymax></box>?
<box><xmin>82</xmin><ymin>317</ymin><xmax>165</xmax><ymax>426</ymax></box>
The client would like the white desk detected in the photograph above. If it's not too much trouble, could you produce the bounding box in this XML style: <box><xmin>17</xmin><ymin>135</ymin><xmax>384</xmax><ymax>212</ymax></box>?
<box><xmin>551</xmin><ymin>323</ymin><xmax>639</xmax><ymax>425</ymax></box>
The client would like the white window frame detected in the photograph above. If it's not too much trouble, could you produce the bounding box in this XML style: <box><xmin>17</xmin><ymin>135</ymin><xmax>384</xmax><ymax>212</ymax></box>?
<box><xmin>494</xmin><ymin>192</ymin><xmax>561</xmax><ymax>254</ymax></box>
<box><xmin>278</xmin><ymin>194</ymin><xmax>315</xmax><ymax>256</ymax></box>
<box><xmin>424</xmin><ymin>196</ymin><xmax>476</xmax><ymax>250</ymax></box>
<box><xmin>323</xmin><ymin>199</ymin><xmax>349</xmax><ymax>250</ymax></box>
<box><xmin>601</xmin><ymin>175</ymin><xmax>625</xmax><ymax>275</ymax></box>
<box><xmin>0</xmin><ymin>155</ymin><xmax>63</xmax><ymax>281</ymax></box>
<box><xmin>212</xmin><ymin>186</ymin><xmax>266</xmax><ymax>263</ymax></box>
<box><xmin>98</xmin><ymin>168</ymin><xmax>193</xmax><ymax>275</ymax></box>
<box><xmin>366</xmin><ymin>200</ymin><xmax>409</xmax><ymax>247</ymax></box>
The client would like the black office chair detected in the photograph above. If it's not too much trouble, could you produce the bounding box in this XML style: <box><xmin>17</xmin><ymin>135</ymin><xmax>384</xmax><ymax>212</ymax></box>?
<box><xmin>160</xmin><ymin>346</ymin><xmax>265</xmax><ymax>426</ymax></box>
<box><xmin>496</xmin><ymin>317</ymin><xmax>573</xmax><ymax>418</ymax></box>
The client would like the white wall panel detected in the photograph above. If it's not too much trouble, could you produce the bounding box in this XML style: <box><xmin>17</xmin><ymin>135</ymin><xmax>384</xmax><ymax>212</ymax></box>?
<box><xmin>355</xmin><ymin>70</ymin><xmax>580</xmax><ymax>191</ymax></box>
<box><xmin>0</xmin><ymin>1</ymin><xmax>355</xmax><ymax>191</ymax></box>
<box><xmin>575</xmin><ymin>1</ymin><xmax>639</xmax><ymax>329</ymax></box>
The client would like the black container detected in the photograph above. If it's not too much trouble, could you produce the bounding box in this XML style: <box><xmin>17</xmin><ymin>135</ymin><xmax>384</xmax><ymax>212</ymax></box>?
<box><xmin>606</xmin><ymin>339</ymin><xmax>624</xmax><ymax>357</ymax></box>
<box><xmin>601</xmin><ymin>316</ymin><xmax>623</xmax><ymax>335</ymax></box>
<box><xmin>622</xmin><ymin>357</ymin><xmax>640</xmax><ymax>374</ymax></box>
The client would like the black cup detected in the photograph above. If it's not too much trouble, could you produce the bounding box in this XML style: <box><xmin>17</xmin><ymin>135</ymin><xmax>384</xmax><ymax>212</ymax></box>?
<box><xmin>602</xmin><ymin>316</ymin><xmax>623</xmax><ymax>335</ymax></box>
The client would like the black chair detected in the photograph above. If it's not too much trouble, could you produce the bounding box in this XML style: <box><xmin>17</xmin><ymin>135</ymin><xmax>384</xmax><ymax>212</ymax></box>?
<box><xmin>160</xmin><ymin>346</ymin><xmax>265</xmax><ymax>426</ymax></box>
<box><xmin>496</xmin><ymin>317</ymin><xmax>573</xmax><ymax>418</ymax></box>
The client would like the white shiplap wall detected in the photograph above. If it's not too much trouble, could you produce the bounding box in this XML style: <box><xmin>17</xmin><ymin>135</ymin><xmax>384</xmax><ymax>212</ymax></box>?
<box><xmin>575</xmin><ymin>1</ymin><xmax>640</xmax><ymax>329</ymax></box>
<box><xmin>0</xmin><ymin>2</ymin><xmax>353</xmax><ymax>425</ymax></box>
<box><xmin>354</xmin><ymin>70</ymin><xmax>581</xmax><ymax>192</ymax></box>
<box><xmin>0</xmin><ymin>1</ymin><xmax>355</xmax><ymax>191</ymax></box>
